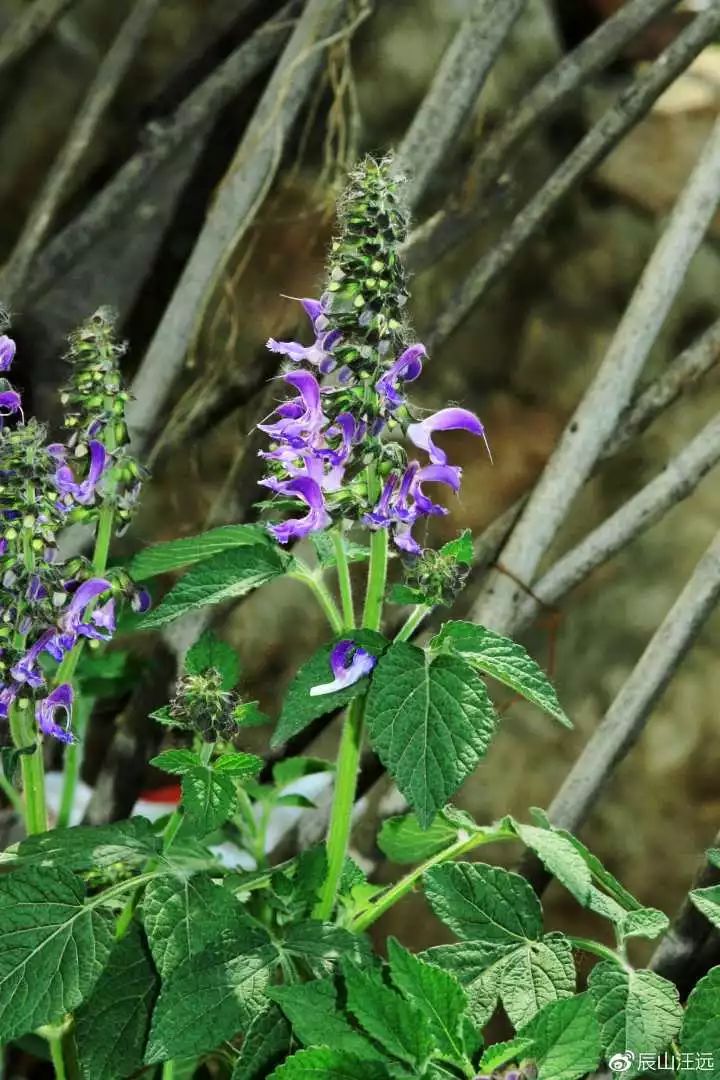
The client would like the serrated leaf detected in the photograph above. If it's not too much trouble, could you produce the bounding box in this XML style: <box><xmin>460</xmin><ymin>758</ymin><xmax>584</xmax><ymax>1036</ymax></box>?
<box><xmin>519</xmin><ymin>993</ymin><xmax>601</xmax><ymax>1080</ymax></box>
<box><xmin>388</xmin><ymin>938</ymin><xmax>468</xmax><ymax>1063</ymax></box>
<box><xmin>618</xmin><ymin>906</ymin><xmax>669</xmax><ymax>941</ymax></box>
<box><xmin>130</xmin><ymin>523</ymin><xmax>274</xmax><ymax>580</ymax></box>
<box><xmin>478</xmin><ymin>1037</ymin><xmax>534</xmax><ymax>1073</ymax></box>
<box><xmin>268</xmin><ymin>1048</ymin><xmax>391</xmax><ymax>1080</ymax></box>
<box><xmin>234</xmin><ymin>700</ymin><xmax>270</xmax><ymax>727</ymax></box>
<box><xmin>0</xmin><ymin>866</ymin><xmax>113</xmax><ymax>1041</ymax></box>
<box><xmin>181</xmin><ymin>767</ymin><xmax>236</xmax><ymax>834</ymax></box>
<box><xmin>424</xmin><ymin>861</ymin><xmax>543</xmax><ymax>954</ymax></box>
<box><xmin>214</xmin><ymin>752</ymin><xmax>263</xmax><ymax>779</ymax></box>
<box><xmin>149</xmin><ymin>705</ymin><xmax>180</xmax><ymax>728</ymax></box>
<box><xmin>269</xmin><ymin>979</ymin><xmax>382</xmax><ymax>1060</ymax></box>
<box><xmin>432</xmin><ymin>621</ymin><xmax>571</xmax><ymax>728</ymax></box>
<box><xmin>145</xmin><ymin>924</ymin><xmax>278</xmax><ymax>1063</ymax></box>
<box><xmin>589</xmin><ymin>962</ymin><xmax>682</xmax><ymax>1077</ymax></box>
<box><xmin>439</xmin><ymin>530</ymin><xmax>474</xmax><ymax>564</ymax></box>
<box><xmin>378</xmin><ymin>807</ymin><xmax>476</xmax><ymax>864</ymax></box>
<box><xmin>140</xmin><ymin>544</ymin><xmax>289</xmax><ymax>629</ymax></box>
<box><xmin>143</xmin><ymin>873</ymin><xmax>247</xmax><ymax>979</ymax></box>
<box><xmin>74</xmin><ymin>923</ymin><xmax>158</xmax><ymax>1080</ymax></box>
<box><xmin>365</xmin><ymin>643</ymin><xmax>498</xmax><ymax>826</ymax></box>
<box><xmin>282</xmin><ymin>920</ymin><xmax>368</xmax><ymax>978</ymax></box>
<box><xmin>150</xmin><ymin>749</ymin><xmax>201</xmax><ymax>776</ymax></box>
<box><xmin>690</xmin><ymin>885</ymin><xmax>720</xmax><ymax>929</ymax></box>
<box><xmin>231</xmin><ymin>1005</ymin><xmax>291</xmax><ymax>1080</ymax></box>
<box><xmin>12</xmin><ymin>818</ymin><xmax>160</xmax><ymax>871</ymax></box>
<box><xmin>272</xmin><ymin>630</ymin><xmax>387</xmax><ymax>747</ymax></box>
<box><xmin>311</xmin><ymin>532</ymin><xmax>370</xmax><ymax>568</ymax></box>
<box><xmin>500</xmin><ymin>933</ymin><xmax>575</xmax><ymax>1029</ymax></box>
<box><xmin>1</xmin><ymin>743</ymin><xmax>34</xmax><ymax>784</ymax></box>
<box><xmin>185</xmin><ymin>629</ymin><xmax>240</xmax><ymax>689</ymax></box>
<box><xmin>273</xmin><ymin>756</ymin><xmax>334</xmax><ymax>786</ymax></box>
<box><xmin>424</xmin><ymin>941</ymin><xmax>501</xmax><ymax>1027</ymax></box>
<box><xmin>342</xmin><ymin>959</ymin><xmax>433</xmax><ymax>1068</ymax></box>
<box><xmin>388</xmin><ymin>583</ymin><xmax>428</xmax><ymax>605</ymax></box>
<box><xmin>678</xmin><ymin>966</ymin><xmax>720</xmax><ymax>1079</ymax></box>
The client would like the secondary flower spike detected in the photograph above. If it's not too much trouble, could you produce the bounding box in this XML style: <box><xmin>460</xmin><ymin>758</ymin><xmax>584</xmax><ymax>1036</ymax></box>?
<box><xmin>310</xmin><ymin>640</ymin><xmax>377</xmax><ymax>696</ymax></box>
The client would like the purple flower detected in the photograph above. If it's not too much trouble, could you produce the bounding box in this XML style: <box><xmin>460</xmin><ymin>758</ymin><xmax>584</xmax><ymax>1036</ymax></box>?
<box><xmin>309</xmin><ymin>639</ymin><xmax>377</xmax><ymax>696</ymax></box>
<box><xmin>407</xmin><ymin>407</ymin><xmax>490</xmax><ymax>465</ymax></box>
<box><xmin>89</xmin><ymin>598</ymin><xmax>116</xmax><ymax>638</ymax></box>
<box><xmin>0</xmin><ymin>685</ymin><xmax>18</xmax><ymax>718</ymax></box>
<box><xmin>131</xmin><ymin>587</ymin><xmax>151</xmax><ymax>614</ymax></box>
<box><xmin>267</xmin><ymin>329</ymin><xmax>341</xmax><ymax>375</ymax></box>
<box><xmin>267</xmin><ymin>476</ymin><xmax>331</xmax><ymax>544</ymax></box>
<box><xmin>0</xmin><ymin>388</ymin><xmax>22</xmax><ymax>418</ymax></box>
<box><xmin>376</xmin><ymin>344</ymin><xmax>425</xmax><ymax>409</ymax></box>
<box><xmin>412</xmin><ymin>463</ymin><xmax>462</xmax><ymax>516</ymax></box>
<box><xmin>10</xmin><ymin>631</ymin><xmax>54</xmax><ymax>689</ymax></box>
<box><xmin>258</xmin><ymin>371</ymin><xmax>326</xmax><ymax>447</ymax></box>
<box><xmin>0</xmin><ymin>336</ymin><xmax>16</xmax><ymax>372</ymax></box>
<box><xmin>58</xmin><ymin>578</ymin><xmax>112</xmax><ymax>644</ymax></box>
<box><xmin>36</xmin><ymin>683</ymin><xmax>75</xmax><ymax>743</ymax></box>
<box><xmin>52</xmin><ymin>440</ymin><xmax>109</xmax><ymax>505</ymax></box>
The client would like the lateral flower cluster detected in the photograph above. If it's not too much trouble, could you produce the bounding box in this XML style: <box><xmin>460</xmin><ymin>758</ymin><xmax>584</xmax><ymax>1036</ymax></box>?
<box><xmin>0</xmin><ymin>315</ymin><xmax>147</xmax><ymax>743</ymax></box>
<box><xmin>257</xmin><ymin>156</ymin><xmax>490</xmax><ymax>556</ymax></box>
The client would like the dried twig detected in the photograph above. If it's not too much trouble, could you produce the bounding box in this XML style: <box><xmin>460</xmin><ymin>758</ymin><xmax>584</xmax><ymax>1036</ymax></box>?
<box><xmin>396</xmin><ymin>0</ymin><xmax>527</xmax><ymax>208</ymax></box>
<box><xmin>519</xmin><ymin>529</ymin><xmax>720</xmax><ymax>898</ymax></box>
<box><xmin>511</xmin><ymin>413</ymin><xmax>720</xmax><ymax>634</ymax></box>
<box><xmin>470</xmin><ymin>112</ymin><xmax>720</xmax><ymax>636</ymax></box>
<box><xmin>427</xmin><ymin>7</ymin><xmax>720</xmax><ymax>350</ymax></box>
<box><xmin>406</xmin><ymin>0</ymin><xmax>680</xmax><ymax>272</ymax></box>
<box><xmin>0</xmin><ymin>0</ymin><xmax>77</xmax><ymax>77</ymax></box>
<box><xmin>127</xmin><ymin>0</ymin><xmax>355</xmax><ymax>455</ymax></box>
<box><xmin>26</xmin><ymin>1</ymin><xmax>302</xmax><ymax>300</ymax></box>
<box><xmin>1</xmin><ymin>0</ymin><xmax>162</xmax><ymax>298</ymax></box>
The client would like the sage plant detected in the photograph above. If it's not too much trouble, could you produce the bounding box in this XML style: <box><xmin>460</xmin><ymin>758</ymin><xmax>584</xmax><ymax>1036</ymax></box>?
<box><xmin>0</xmin><ymin>161</ymin><xmax>717</xmax><ymax>1080</ymax></box>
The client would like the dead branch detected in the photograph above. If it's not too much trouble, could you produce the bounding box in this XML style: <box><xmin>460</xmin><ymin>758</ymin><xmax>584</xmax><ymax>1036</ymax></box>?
<box><xmin>1</xmin><ymin>0</ymin><xmax>162</xmax><ymax>298</ymax></box>
<box><xmin>396</xmin><ymin>0</ymin><xmax>528</xmax><ymax>208</ymax></box>
<box><xmin>0</xmin><ymin>0</ymin><xmax>77</xmax><ymax>77</ymax></box>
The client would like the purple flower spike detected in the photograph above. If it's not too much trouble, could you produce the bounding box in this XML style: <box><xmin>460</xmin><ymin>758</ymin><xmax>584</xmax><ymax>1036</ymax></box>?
<box><xmin>36</xmin><ymin>683</ymin><xmax>75</xmax><ymax>743</ymax></box>
<box><xmin>309</xmin><ymin>639</ymin><xmax>377</xmax><ymax>696</ymax></box>
<box><xmin>407</xmin><ymin>407</ymin><xmax>491</xmax><ymax>465</ymax></box>
<box><xmin>60</xmin><ymin>577</ymin><xmax>112</xmax><ymax>634</ymax></box>
<box><xmin>376</xmin><ymin>344</ymin><xmax>425</xmax><ymax>409</ymax></box>
<box><xmin>267</xmin><ymin>476</ymin><xmax>331</xmax><ymax>544</ymax></box>
<box><xmin>0</xmin><ymin>335</ymin><xmax>16</xmax><ymax>372</ymax></box>
<box><xmin>53</xmin><ymin>439</ymin><xmax>109</xmax><ymax>505</ymax></box>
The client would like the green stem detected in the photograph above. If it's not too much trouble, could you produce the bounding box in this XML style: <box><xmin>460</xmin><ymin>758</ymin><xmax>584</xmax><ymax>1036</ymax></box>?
<box><xmin>333</xmin><ymin>529</ymin><xmax>355</xmax><ymax>629</ymax></box>
<box><xmin>48</xmin><ymin>1032</ymin><xmax>67</xmax><ymax>1080</ymax></box>
<box><xmin>567</xmin><ymin>936</ymin><xmax>633</xmax><ymax>972</ymax></box>
<box><xmin>161</xmin><ymin>1063</ymin><xmax>175</xmax><ymax>1080</ymax></box>
<box><xmin>290</xmin><ymin>567</ymin><xmax>343</xmax><ymax>634</ymax></box>
<box><xmin>351</xmin><ymin>825</ymin><xmax>512</xmax><ymax>933</ymax></box>
<box><xmin>395</xmin><ymin>604</ymin><xmax>431</xmax><ymax>643</ymax></box>
<box><xmin>316</xmin><ymin>507</ymin><xmax>390</xmax><ymax>921</ymax></box>
<box><xmin>56</xmin><ymin>697</ymin><xmax>90</xmax><ymax>830</ymax></box>
<box><xmin>9</xmin><ymin>704</ymin><xmax>47</xmax><ymax>835</ymax></box>
<box><xmin>56</xmin><ymin>505</ymin><xmax>115</xmax><ymax>828</ymax></box>
<box><xmin>0</xmin><ymin>769</ymin><xmax>24</xmax><ymax>815</ymax></box>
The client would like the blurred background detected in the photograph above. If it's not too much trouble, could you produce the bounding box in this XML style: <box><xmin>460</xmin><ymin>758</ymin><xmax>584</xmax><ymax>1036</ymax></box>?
<box><xmin>1</xmin><ymin>0</ymin><xmax>720</xmax><ymax>967</ymax></box>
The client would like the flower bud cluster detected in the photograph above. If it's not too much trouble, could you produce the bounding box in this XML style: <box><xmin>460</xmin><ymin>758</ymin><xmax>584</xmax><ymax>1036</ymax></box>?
<box><xmin>169</xmin><ymin>669</ymin><xmax>245</xmax><ymax>741</ymax></box>
<box><xmin>257</xmin><ymin>156</ymin><xmax>490</xmax><ymax>557</ymax></box>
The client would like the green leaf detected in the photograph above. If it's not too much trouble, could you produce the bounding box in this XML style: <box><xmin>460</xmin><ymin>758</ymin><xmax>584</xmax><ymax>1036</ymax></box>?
<box><xmin>185</xmin><ymin>629</ymin><xmax>240</xmax><ymax>689</ymax></box>
<box><xmin>618</xmin><ymin>907</ymin><xmax>669</xmax><ymax>941</ymax></box>
<box><xmin>234</xmin><ymin>700</ymin><xmax>270</xmax><ymax>727</ymax></box>
<box><xmin>342</xmin><ymin>959</ymin><xmax>433</xmax><ymax>1069</ymax></box>
<box><xmin>272</xmin><ymin>630</ymin><xmax>387</xmax><ymax>747</ymax></box>
<box><xmin>378</xmin><ymin>807</ymin><xmax>476</xmax><ymax>864</ymax></box>
<box><xmin>690</xmin><ymin>885</ymin><xmax>720</xmax><ymax>929</ymax></box>
<box><xmin>140</xmin><ymin>544</ymin><xmax>290</xmax><ymax>629</ymax></box>
<box><xmin>269</xmin><ymin>979</ymin><xmax>382</xmax><ymax>1060</ymax></box>
<box><xmin>273</xmin><ymin>756</ymin><xmax>334</xmax><ymax>786</ymax></box>
<box><xmin>145</xmin><ymin>924</ymin><xmax>278</xmax><ymax>1063</ymax></box>
<box><xmin>519</xmin><ymin>993</ymin><xmax>601</xmax><ymax>1080</ymax></box>
<box><xmin>500</xmin><ymin>933</ymin><xmax>576</xmax><ymax>1029</ymax></box>
<box><xmin>142</xmin><ymin>873</ymin><xmax>246</xmax><ymax>979</ymax></box>
<box><xmin>150</xmin><ymin>749</ymin><xmax>202</xmax><ymax>776</ymax></box>
<box><xmin>74</xmin><ymin>923</ymin><xmax>158</xmax><ymax>1080</ymax></box>
<box><xmin>439</xmin><ymin>530</ymin><xmax>474</xmax><ymax>564</ymax></box>
<box><xmin>282</xmin><ymin>920</ymin><xmax>369</xmax><ymax>978</ymax></box>
<box><xmin>589</xmin><ymin>962</ymin><xmax>682</xmax><ymax>1076</ymax></box>
<box><xmin>181</xmin><ymin>767</ymin><xmax>236</xmax><ymax>834</ymax></box>
<box><xmin>0</xmin><ymin>866</ymin><xmax>113</xmax><ymax>1041</ymax></box>
<box><xmin>388</xmin><ymin>938</ymin><xmax>468</xmax><ymax>1063</ymax></box>
<box><xmin>11</xmin><ymin>818</ymin><xmax>160</xmax><ymax>871</ymax></box>
<box><xmin>678</xmin><ymin>966</ymin><xmax>720</xmax><ymax>1079</ymax></box>
<box><xmin>268</xmin><ymin>1048</ymin><xmax>391</xmax><ymax>1080</ymax></box>
<box><xmin>478</xmin><ymin>1038</ymin><xmax>534</xmax><ymax>1074</ymax></box>
<box><xmin>365</xmin><ymin>643</ymin><xmax>498</xmax><ymax>826</ymax></box>
<box><xmin>388</xmin><ymin>583</ymin><xmax>428</xmax><ymax>606</ymax></box>
<box><xmin>311</xmin><ymin>532</ymin><xmax>370</xmax><ymax>568</ymax></box>
<box><xmin>214</xmin><ymin>752</ymin><xmax>263</xmax><ymax>779</ymax></box>
<box><xmin>231</xmin><ymin>1005</ymin><xmax>291</xmax><ymax>1080</ymax></box>
<box><xmin>424</xmin><ymin>941</ymin><xmax>500</xmax><ymax>1027</ymax></box>
<box><xmin>0</xmin><ymin>743</ymin><xmax>34</xmax><ymax>784</ymax></box>
<box><xmin>432</xmin><ymin>621</ymin><xmax>571</xmax><ymax>728</ymax></box>
<box><xmin>130</xmin><ymin>523</ymin><xmax>274</xmax><ymax>580</ymax></box>
<box><xmin>424</xmin><ymin>861</ymin><xmax>543</xmax><ymax>955</ymax></box>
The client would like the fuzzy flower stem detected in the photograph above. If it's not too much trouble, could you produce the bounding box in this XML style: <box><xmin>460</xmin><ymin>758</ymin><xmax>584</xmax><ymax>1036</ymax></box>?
<box><xmin>289</xmin><ymin>561</ymin><xmax>344</xmax><ymax>634</ymax></box>
<box><xmin>9</xmin><ymin>703</ymin><xmax>47</xmax><ymax>834</ymax></box>
<box><xmin>317</xmin><ymin>469</ymin><xmax>389</xmax><ymax>920</ymax></box>
<box><xmin>333</xmin><ymin>528</ymin><xmax>355</xmax><ymax>630</ymax></box>
<box><xmin>395</xmin><ymin>603</ymin><xmax>432</xmax><ymax>643</ymax></box>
